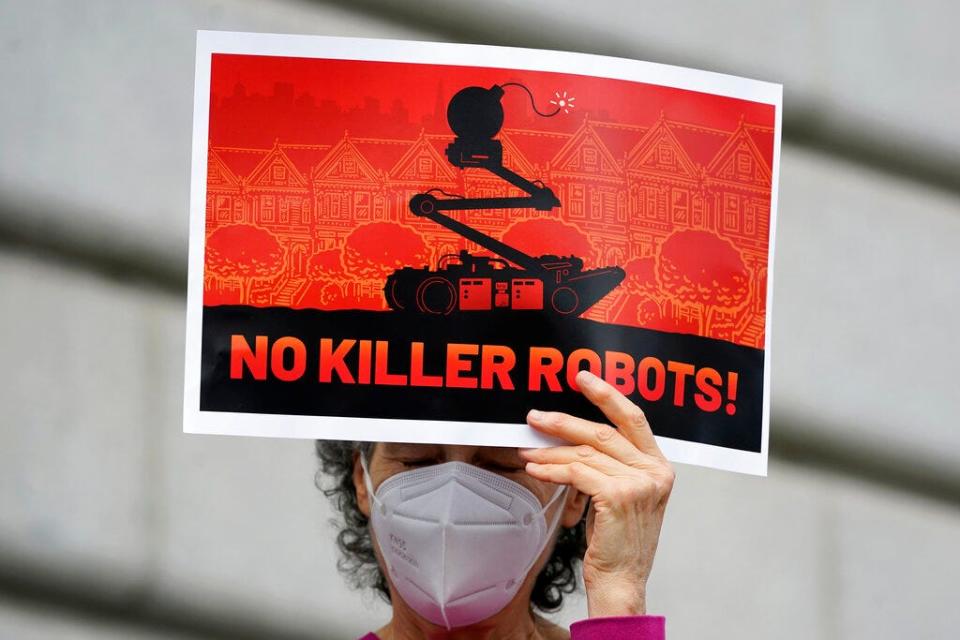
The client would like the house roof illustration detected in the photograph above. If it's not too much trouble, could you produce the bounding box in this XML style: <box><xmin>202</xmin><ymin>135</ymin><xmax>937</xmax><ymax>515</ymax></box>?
<box><xmin>207</xmin><ymin>148</ymin><xmax>242</xmax><ymax>190</ymax></box>
<box><xmin>387</xmin><ymin>131</ymin><xmax>459</xmax><ymax>183</ymax></box>
<box><xmin>312</xmin><ymin>133</ymin><xmax>382</xmax><ymax>184</ymax></box>
<box><xmin>245</xmin><ymin>141</ymin><xmax>310</xmax><ymax>189</ymax></box>
<box><xmin>207</xmin><ymin>115</ymin><xmax>775</xmax><ymax>190</ymax></box>
<box><xmin>625</xmin><ymin>114</ymin><xmax>701</xmax><ymax>180</ymax></box>
<box><xmin>212</xmin><ymin>146</ymin><xmax>269</xmax><ymax>181</ymax></box>
<box><xmin>706</xmin><ymin>120</ymin><xmax>773</xmax><ymax>187</ymax></box>
<box><xmin>551</xmin><ymin>116</ymin><xmax>625</xmax><ymax>179</ymax></box>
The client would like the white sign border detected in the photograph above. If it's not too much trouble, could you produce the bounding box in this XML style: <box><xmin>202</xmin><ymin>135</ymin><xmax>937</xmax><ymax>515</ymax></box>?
<box><xmin>184</xmin><ymin>30</ymin><xmax>782</xmax><ymax>477</ymax></box>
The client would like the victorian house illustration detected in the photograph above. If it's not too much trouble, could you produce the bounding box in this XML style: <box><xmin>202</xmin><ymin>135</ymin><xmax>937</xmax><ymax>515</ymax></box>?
<box><xmin>205</xmin><ymin>113</ymin><xmax>773</xmax><ymax>348</ymax></box>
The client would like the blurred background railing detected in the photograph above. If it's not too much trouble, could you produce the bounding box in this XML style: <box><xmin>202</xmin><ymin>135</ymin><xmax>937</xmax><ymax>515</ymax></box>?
<box><xmin>1</xmin><ymin>1</ymin><xmax>957</xmax><ymax>638</ymax></box>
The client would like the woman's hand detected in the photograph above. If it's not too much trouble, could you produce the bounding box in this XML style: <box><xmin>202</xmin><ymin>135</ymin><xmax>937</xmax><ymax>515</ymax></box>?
<box><xmin>521</xmin><ymin>369</ymin><xmax>675</xmax><ymax>618</ymax></box>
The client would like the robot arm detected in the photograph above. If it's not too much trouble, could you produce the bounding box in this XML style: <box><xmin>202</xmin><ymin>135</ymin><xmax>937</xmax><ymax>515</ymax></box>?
<box><xmin>420</xmin><ymin>84</ymin><xmax>561</xmax><ymax>213</ymax></box>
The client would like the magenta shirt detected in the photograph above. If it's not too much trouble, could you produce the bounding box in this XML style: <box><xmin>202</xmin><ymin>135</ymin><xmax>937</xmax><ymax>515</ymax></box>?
<box><xmin>358</xmin><ymin>615</ymin><xmax>665</xmax><ymax>639</ymax></box>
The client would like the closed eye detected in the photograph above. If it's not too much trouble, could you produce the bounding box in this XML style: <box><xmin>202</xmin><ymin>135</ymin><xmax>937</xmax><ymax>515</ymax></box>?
<box><xmin>482</xmin><ymin>463</ymin><xmax>525</xmax><ymax>474</ymax></box>
<box><xmin>398</xmin><ymin>458</ymin><xmax>438</xmax><ymax>468</ymax></box>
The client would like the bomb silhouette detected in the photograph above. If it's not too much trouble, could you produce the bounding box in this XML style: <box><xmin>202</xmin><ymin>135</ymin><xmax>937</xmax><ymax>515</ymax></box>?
<box><xmin>385</xmin><ymin>82</ymin><xmax>625</xmax><ymax>316</ymax></box>
<box><xmin>447</xmin><ymin>85</ymin><xmax>505</xmax><ymax>143</ymax></box>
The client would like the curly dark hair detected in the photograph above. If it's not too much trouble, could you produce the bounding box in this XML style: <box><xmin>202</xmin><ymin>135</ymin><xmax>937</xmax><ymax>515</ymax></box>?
<box><xmin>315</xmin><ymin>440</ymin><xmax>587</xmax><ymax>612</ymax></box>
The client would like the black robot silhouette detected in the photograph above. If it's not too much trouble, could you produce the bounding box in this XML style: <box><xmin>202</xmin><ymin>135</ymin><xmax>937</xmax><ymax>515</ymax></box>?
<box><xmin>384</xmin><ymin>84</ymin><xmax>625</xmax><ymax>316</ymax></box>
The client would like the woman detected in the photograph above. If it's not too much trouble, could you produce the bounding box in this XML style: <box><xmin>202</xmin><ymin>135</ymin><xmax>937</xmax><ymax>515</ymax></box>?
<box><xmin>317</xmin><ymin>370</ymin><xmax>675</xmax><ymax>639</ymax></box>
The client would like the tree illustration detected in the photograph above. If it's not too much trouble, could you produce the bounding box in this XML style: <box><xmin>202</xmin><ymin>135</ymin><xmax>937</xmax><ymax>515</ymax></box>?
<box><xmin>623</xmin><ymin>256</ymin><xmax>666</xmax><ymax>325</ymax></box>
<box><xmin>307</xmin><ymin>248</ymin><xmax>350</xmax><ymax>307</ymax></box>
<box><xmin>342</xmin><ymin>222</ymin><xmax>429</xmax><ymax>280</ymax></box>
<box><xmin>657</xmin><ymin>230</ymin><xmax>749</xmax><ymax>334</ymax></box>
<box><xmin>206</xmin><ymin>224</ymin><xmax>285</xmax><ymax>304</ymax></box>
<box><xmin>624</xmin><ymin>256</ymin><xmax>663</xmax><ymax>301</ymax></box>
<box><xmin>501</xmin><ymin>218</ymin><xmax>595</xmax><ymax>264</ymax></box>
<box><xmin>307</xmin><ymin>248</ymin><xmax>347</xmax><ymax>281</ymax></box>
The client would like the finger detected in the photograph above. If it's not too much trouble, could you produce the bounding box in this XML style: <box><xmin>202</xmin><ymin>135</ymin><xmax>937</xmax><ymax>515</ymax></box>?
<box><xmin>522</xmin><ymin>445</ymin><xmax>674</xmax><ymax>497</ymax></box>
<box><xmin>524</xmin><ymin>460</ymin><xmax>610</xmax><ymax>497</ymax></box>
<box><xmin>576</xmin><ymin>370</ymin><xmax>663</xmax><ymax>459</ymax></box>
<box><xmin>527</xmin><ymin>409</ymin><xmax>649</xmax><ymax>467</ymax></box>
<box><xmin>526</xmin><ymin>461</ymin><xmax>671</xmax><ymax>511</ymax></box>
<box><xmin>521</xmin><ymin>444</ymin><xmax>654</xmax><ymax>477</ymax></box>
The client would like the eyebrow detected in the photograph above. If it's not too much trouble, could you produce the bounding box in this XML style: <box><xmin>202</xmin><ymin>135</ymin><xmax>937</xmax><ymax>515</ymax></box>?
<box><xmin>479</xmin><ymin>448</ymin><xmax>525</xmax><ymax>463</ymax></box>
<box><xmin>381</xmin><ymin>444</ymin><xmax>440</xmax><ymax>456</ymax></box>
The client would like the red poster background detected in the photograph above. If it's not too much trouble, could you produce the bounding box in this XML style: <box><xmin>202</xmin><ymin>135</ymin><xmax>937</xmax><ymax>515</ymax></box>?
<box><xmin>204</xmin><ymin>54</ymin><xmax>774</xmax><ymax>349</ymax></box>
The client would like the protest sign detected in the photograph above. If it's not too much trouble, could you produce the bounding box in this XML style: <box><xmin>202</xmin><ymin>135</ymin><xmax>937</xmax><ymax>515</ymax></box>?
<box><xmin>184</xmin><ymin>31</ymin><xmax>781</xmax><ymax>475</ymax></box>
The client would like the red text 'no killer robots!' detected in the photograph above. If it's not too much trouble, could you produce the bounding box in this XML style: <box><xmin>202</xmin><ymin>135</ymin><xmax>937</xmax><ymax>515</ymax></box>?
<box><xmin>230</xmin><ymin>335</ymin><xmax>741</xmax><ymax>416</ymax></box>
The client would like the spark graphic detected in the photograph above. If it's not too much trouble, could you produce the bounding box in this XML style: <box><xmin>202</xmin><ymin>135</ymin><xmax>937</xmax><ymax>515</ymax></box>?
<box><xmin>549</xmin><ymin>90</ymin><xmax>576</xmax><ymax>114</ymax></box>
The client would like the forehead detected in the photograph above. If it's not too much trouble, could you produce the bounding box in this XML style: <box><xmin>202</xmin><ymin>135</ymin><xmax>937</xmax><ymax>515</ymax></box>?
<box><xmin>370</xmin><ymin>443</ymin><xmax>556</xmax><ymax>502</ymax></box>
<box><xmin>378</xmin><ymin>443</ymin><xmax>522</xmax><ymax>459</ymax></box>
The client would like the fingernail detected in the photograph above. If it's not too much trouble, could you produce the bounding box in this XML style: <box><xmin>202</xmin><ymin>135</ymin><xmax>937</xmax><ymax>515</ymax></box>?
<box><xmin>519</xmin><ymin>448</ymin><xmax>538</xmax><ymax>458</ymax></box>
<box><xmin>528</xmin><ymin>409</ymin><xmax>545</xmax><ymax>422</ymax></box>
<box><xmin>577</xmin><ymin>369</ymin><xmax>600</xmax><ymax>387</ymax></box>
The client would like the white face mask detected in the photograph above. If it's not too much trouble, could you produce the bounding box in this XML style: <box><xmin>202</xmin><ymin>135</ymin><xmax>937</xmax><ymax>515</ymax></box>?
<box><xmin>361</xmin><ymin>455</ymin><xmax>567</xmax><ymax>630</ymax></box>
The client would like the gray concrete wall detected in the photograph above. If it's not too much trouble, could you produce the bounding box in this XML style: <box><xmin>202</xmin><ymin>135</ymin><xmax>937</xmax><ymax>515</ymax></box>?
<box><xmin>1</xmin><ymin>1</ymin><xmax>958</xmax><ymax>638</ymax></box>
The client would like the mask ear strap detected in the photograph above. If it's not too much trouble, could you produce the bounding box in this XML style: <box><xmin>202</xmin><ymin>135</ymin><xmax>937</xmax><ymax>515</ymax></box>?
<box><xmin>359</xmin><ymin>449</ymin><xmax>380</xmax><ymax>507</ymax></box>
<box><xmin>543</xmin><ymin>483</ymin><xmax>568</xmax><ymax>534</ymax></box>
<box><xmin>543</xmin><ymin>483</ymin><xmax>568</xmax><ymax>517</ymax></box>
<box><xmin>521</xmin><ymin>483</ymin><xmax>570</xmax><ymax>578</ymax></box>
